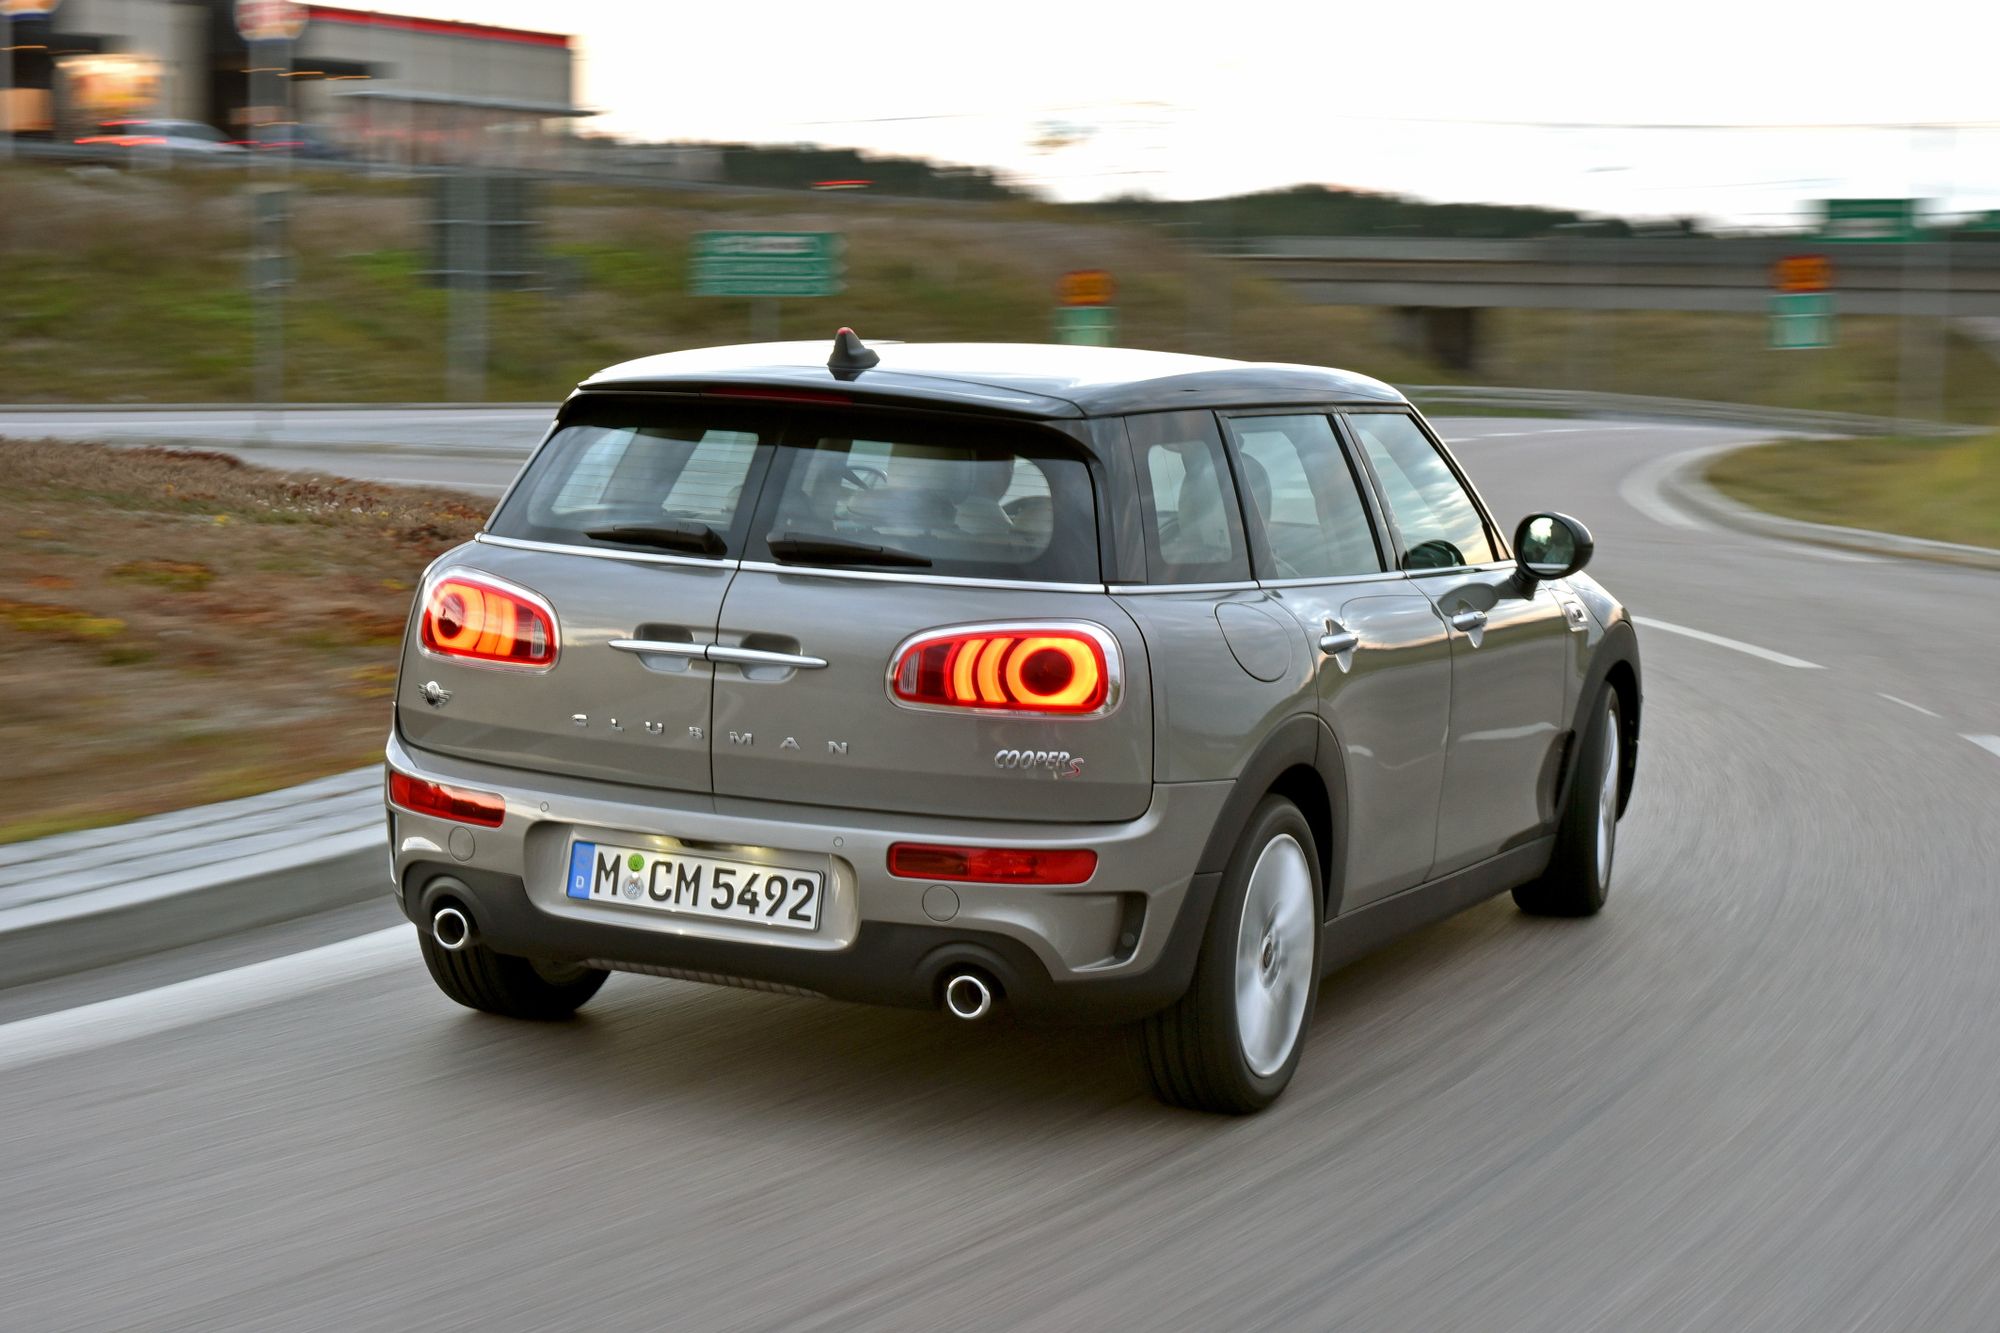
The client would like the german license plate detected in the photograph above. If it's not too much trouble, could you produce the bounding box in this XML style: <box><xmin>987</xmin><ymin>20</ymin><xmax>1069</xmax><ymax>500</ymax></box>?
<box><xmin>566</xmin><ymin>840</ymin><xmax>823</xmax><ymax>931</ymax></box>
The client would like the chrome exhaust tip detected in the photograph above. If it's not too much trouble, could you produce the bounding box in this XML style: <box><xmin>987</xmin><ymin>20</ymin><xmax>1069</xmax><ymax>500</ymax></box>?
<box><xmin>431</xmin><ymin>905</ymin><xmax>472</xmax><ymax>952</ymax></box>
<box><xmin>942</xmin><ymin>971</ymin><xmax>995</xmax><ymax>1021</ymax></box>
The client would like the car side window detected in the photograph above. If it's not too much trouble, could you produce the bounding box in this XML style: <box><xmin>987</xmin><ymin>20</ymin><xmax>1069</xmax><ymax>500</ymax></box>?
<box><xmin>1126</xmin><ymin>410</ymin><xmax>1250</xmax><ymax>584</ymax></box>
<box><xmin>1225</xmin><ymin>414</ymin><xmax>1383</xmax><ymax>580</ymax></box>
<box><xmin>1346</xmin><ymin>412</ymin><xmax>1496</xmax><ymax>570</ymax></box>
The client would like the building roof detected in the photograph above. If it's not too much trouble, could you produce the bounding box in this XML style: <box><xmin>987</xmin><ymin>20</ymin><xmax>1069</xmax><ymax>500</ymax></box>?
<box><xmin>306</xmin><ymin>6</ymin><xmax>571</xmax><ymax>49</ymax></box>
<box><xmin>578</xmin><ymin>341</ymin><xmax>1406</xmax><ymax>418</ymax></box>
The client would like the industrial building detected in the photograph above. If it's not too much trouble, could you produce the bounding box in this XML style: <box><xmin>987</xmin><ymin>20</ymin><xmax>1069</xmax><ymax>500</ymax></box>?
<box><xmin>2</xmin><ymin>0</ymin><xmax>585</xmax><ymax>164</ymax></box>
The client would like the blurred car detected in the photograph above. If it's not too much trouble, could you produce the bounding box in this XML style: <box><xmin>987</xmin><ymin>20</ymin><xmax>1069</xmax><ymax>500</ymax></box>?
<box><xmin>75</xmin><ymin>119</ymin><xmax>246</xmax><ymax>155</ymax></box>
<box><xmin>236</xmin><ymin>122</ymin><xmax>347</xmax><ymax>159</ymax></box>
<box><xmin>386</xmin><ymin>332</ymin><xmax>1642</xmax><ymax>1113</ymax></box>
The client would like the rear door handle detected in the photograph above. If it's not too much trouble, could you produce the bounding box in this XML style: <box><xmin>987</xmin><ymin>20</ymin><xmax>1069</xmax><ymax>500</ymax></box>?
<box><xmin>610</xmin><ymin>640</ymin><xmax>828</xmax><ymax>670</ymax></box>
<box><xmin>609</xmin><ymin>638</ymin><xmax>707</xmax><ymax>659</ymax></box>
<box><xmin>1450</xmin><ymin>609</ymin><xmax>1487</xmax><ymax>633</ymax></box>
<box><xmin>707</xmin><ymin>645</ymin><xmax>828</xmax><ymax>670</ymax></box>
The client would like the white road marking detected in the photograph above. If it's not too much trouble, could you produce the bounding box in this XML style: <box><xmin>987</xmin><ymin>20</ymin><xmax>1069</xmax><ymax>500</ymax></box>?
<box><xmin>1617</xmin><ymin>443</ymin><xmax>1884</xmax><ymax>564</ymax></box>
<box><xmin>1879</xmin><ymin>693</ymin><xmax>1943</xmax><ymax>719</ymax></box>
<box><xmin>1618</xmin><ymin>446</ymin><xmax>1722</xmax><ymax>531</ymax></box>
<box><xmin>1631</xmin><ymin>616</ymin><xmax>1825</xmax><ymax>670</ymax></box>
<box><xmin>1964</xmin><ymin>735</ymin><xmax>2000</xmax><ymax>761</ymax></box>
<box><xmin>0</xmin><ymin>927</ymin><xmax>411</xmax><ymax>1074</ymax></box>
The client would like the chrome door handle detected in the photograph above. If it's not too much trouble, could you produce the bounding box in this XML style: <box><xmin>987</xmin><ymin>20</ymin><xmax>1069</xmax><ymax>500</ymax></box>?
<box><xmin>609</xmin><ymin>639</ymin><xmax>708</xmax><ymax>658</ymax></box>
<box><xmin>1450</xmin><ymin>609</ymin><xmax>1487</xmax><ymax>633</ymax></box>
<box><xmin>1318</xmin><ymin>625</ymin><xmax>1360</xmax><ymax>655</ymax></box>
<box><xmin>707</xmin><ymin>645</ymin><xmax>828</xmax><ymax>670</ymax></box>
<box><xmin>610</xmin><ymin>640</ymin><xmax>827</xmax><ymax>670</ymax></box>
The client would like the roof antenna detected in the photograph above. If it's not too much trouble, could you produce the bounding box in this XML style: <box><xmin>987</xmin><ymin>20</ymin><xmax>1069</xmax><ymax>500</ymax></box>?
<box><xmin>828</xmin><ymin>327</ymin><xmax>880</xmax><ymax>379</ymax></box>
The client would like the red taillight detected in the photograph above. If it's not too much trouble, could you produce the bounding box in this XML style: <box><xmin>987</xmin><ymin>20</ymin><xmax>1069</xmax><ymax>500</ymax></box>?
<box><xmin>388</xmin><ymin>772</ymin><xmax>506</xmax><ymax>827</ymax></box>
<box><xmin>888</xmin><ymin>843</ymin><xmax>1098</xmax><ymax>885</ymax></box>
<box><xmin>889</xmin><ymin>625</ymin><xmax>1113</xmax><ymax>714</ymax></box>
<box><xmin>419</xmin><ymin>572</ymin><xmax>557</xmax><ymax>668</ymax></box>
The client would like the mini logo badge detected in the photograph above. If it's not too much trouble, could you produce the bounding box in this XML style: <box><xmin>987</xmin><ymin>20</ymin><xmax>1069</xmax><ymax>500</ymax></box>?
<box><xmin>419</xmin><ymin>680</ymin><xmax>452</xmax><ymax>708</ymax></box>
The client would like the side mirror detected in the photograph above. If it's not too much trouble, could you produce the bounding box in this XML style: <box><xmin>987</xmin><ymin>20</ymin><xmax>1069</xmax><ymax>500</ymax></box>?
<box><xmin>1514</xmin><ymin>512</ymin><xmax>1593</xmax><ymax>581</ymax></box>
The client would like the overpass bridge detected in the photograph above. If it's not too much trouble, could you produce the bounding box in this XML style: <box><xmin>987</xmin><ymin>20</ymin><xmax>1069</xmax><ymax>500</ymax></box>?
<box><xmin>1228</xmin><ymin>236</ymin><xmax>1995</xmax><ymax>369</ymax></box>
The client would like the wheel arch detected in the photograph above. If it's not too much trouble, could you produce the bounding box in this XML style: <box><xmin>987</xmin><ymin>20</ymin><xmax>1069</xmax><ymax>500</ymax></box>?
<box><xmin>1563</xmin><ymin>617</ymin><xmax>1641</xmax><ymax>817</ymax></box>
<box><xmin>1195</xmin><ymin>712</ymin><xmax>1350</xmax><ymax>920</ymax></box>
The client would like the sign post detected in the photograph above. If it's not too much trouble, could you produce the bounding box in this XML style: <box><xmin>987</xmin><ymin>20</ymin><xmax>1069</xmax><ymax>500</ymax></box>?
<box><xmin>1818</xmin><ymin>197</ymin><xmax>1943</xmax><ymax>419</ymax></box>
<box><xmin>1769</xmin><ymin>253</ymin><xmax>1834</xmax><ymax>350</ymax></box>
<box><xmin>691</xmin><ymin>231</ymin><xmax>844</xmax><ymax>340</ymax></box>
<box><xmin>235</xmin><ymin>1</ymin><xmax>306</xmax><ymax>417</ymax></box>
<box><xmin>1054</xmin><ymin>269</ymin><xmax>1116</xmax><ymax>346</ymax></box>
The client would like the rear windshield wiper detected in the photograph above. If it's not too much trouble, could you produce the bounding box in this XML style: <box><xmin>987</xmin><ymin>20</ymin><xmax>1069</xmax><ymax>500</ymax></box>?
<box><xmin>583</xmin><ymin>522</ymin><xmax>726</xmax><ymax>557</ymax></box>
<box><xmin>765</xmin><ymin>532</ymin><xmax>933</xmax><ymax>568</ymax></box>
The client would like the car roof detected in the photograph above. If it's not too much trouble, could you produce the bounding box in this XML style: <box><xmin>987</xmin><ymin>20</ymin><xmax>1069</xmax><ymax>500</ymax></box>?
<box><xmin>576</xmin><ymin>341</ymin><xmax>1408</xmax><ymax>419</ymax></box>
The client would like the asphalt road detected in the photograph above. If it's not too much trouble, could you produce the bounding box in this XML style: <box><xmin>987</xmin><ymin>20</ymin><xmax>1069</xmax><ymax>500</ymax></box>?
<box><xmin>4</xmin><ymin>416</ymin><xmax>1999</xmax><ymax>1331</ymax></box>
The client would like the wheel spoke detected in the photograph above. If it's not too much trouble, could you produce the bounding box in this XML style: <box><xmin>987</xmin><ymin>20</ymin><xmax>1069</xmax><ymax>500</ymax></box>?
<box><xmin>1234</xmin><ymin>833</ymin><xmax>1316</xmax><ymax>1078</ymax></box>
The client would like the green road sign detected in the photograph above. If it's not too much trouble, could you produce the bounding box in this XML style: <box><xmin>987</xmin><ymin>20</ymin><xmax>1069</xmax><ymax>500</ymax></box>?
<box><xmin>691</xmin><ymin>231</ymin><xmax>843</xmax><ymax>297</ymax></box>
<box><xmin>1770</xmin><ymin>292</ymin><xmax>1835</xmax><ymax>350</ymax></box>
<box><xmin>1054</xmin><ymin>306</ymin><xmax>1116</xmax><ymax>346</ymax></box>
<box><xmin>1819</xmin><ymin>198</ymin><xmax>1922</xmax><ymax>244</ymax></box>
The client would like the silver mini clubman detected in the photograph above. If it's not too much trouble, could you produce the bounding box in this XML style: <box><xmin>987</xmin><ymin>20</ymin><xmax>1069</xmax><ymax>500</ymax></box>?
<box><xmin>387</xmin><ymin>332</ymin><xmax>1641</xmax><ymax>1114</ymax></box>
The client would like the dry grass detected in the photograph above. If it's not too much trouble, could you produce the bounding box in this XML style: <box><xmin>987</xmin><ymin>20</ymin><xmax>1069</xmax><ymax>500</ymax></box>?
<box><xmin>0</xmin><ymin>438</ymin><xmax>487</xmax><ymax>842</ymax></box>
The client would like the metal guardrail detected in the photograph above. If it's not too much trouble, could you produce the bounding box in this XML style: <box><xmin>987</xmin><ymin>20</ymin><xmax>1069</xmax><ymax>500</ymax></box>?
<box><xmin>1404</xmin><ymin>385</ymin><xmax>1987</xmax><ymax>438</ymax></box>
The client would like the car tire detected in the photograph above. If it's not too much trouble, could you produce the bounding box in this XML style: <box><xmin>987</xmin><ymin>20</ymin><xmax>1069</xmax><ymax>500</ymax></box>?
<box><xmin>1136</xmin><ymin>796</ymin><xmax>1322</xmax><ymax>1115</ymax></box>
<box><xmin>419</xmin><ymin>932</ymin><xmax>608</xmax><ymax>1020</ymax></box>
<box><xmin>1514</xmin><ymin>685</ymin><xmax>1623</xmax><ymax>918</ymax></box>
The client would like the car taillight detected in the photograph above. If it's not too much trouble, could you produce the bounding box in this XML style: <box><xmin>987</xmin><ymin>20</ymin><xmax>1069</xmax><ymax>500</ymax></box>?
<box><xmin>419</xmin><ymin>572</ymin><xmax>557</xmax><ymax>668</ymax></box>
<box><xmin>888</xmin><ymin>625</ymin><xmax>1114</xmax><ymax>714</ymax></box>
<box><xmin>888</xmin><ymin>843</ymin><xmax>1098</xmax><ymax>885</ymax></box>
<box><xmin>388</xmin><ymin>772</ymin><xmax>506</xmax><ymax>827</ymax></box>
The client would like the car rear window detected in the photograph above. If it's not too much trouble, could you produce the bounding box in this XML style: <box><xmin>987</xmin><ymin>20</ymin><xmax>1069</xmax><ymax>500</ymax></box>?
<box><xmin>749</xmin><ymin>413</ymin><xmax>1099</xmax><ymax>582</ymax></box>
<box><xmin>488</xmin><ymin>398</ymin><xmax>1099</xmax><ymax>581</ymax></box>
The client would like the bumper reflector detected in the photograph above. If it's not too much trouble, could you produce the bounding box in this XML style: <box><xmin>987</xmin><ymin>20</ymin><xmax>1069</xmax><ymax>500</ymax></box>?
<box><xmin>388</xmin><ymin>771</ymin><xmax>506</xmax><ymax>828</ymax></box>
<box><xmin>887</xmin><ymin>843</ymin><xmax>1097</xmax><ymax>885</ymax></box>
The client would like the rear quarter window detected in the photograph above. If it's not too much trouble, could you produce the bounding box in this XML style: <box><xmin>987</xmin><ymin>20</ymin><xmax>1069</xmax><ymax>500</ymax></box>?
<box><xmin>487</xmin><ymin>399</ymin><xmax>776</xmax><ymax>554</ymax></box>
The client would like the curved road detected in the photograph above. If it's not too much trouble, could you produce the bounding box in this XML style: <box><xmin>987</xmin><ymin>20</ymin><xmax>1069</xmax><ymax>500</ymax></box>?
<box><xmin>3</xmin><ymin>417</ymin><xmax>1998</xmax><ymax>1331</ymax></box>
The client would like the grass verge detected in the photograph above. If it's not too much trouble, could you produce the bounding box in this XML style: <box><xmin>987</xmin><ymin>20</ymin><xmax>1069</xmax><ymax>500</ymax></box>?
<box><xmin>0</xmin><ymin>438</ymin><xmax>486</xmax><ymax>844</ymax></box>
<box><xmin>1705</xmin><ymin>434</ymin><xmax>2000</xmax><ymax>550</ymax></box>
<box><xmin>7</xmin><ymin>162</ymin><xmax>2000</xmax><ymax>419</ymax></box>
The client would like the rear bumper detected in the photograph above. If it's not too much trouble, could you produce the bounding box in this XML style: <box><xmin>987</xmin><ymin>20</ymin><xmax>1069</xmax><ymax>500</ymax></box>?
<box><xmin>385</xmin><ymin>733</ymin><xmax>1231</xmax><ymax>1023</ymax></box>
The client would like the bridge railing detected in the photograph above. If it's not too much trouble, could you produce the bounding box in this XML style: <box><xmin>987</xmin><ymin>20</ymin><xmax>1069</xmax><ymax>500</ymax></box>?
<box><xmin>1405</xmin><ymin>385</ymin><xmax>1986</xmax><ymax>438</ymax></box>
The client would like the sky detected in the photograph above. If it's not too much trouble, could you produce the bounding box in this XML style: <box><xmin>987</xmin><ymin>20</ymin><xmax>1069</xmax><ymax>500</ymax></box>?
<box><xmin>381</xmin><ymin>0</ymin><xmax>2000</xmax><ymax>226</ymax></box>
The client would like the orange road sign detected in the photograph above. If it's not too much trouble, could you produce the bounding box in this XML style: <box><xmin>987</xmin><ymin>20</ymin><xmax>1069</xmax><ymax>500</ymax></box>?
<box><xmin>1059</xmin><ymin>270</ymin><xmax>1116</xmax><ymax>307</ymax></box>
<box><xmin>1773</xmin><ymin>255</ymin><xmax>1832</xmax><ymax>293</ymax></box>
